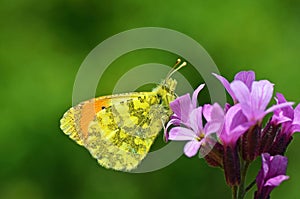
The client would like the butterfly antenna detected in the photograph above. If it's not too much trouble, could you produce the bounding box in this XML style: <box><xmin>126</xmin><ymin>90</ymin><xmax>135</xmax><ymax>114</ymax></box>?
<box><xmin>165</xmin><ymin>58</ymin><xmax>181</xmax><ymax>79</ymax></box>
<box><xmin>165</xmin><ymin>59</ymin><xmax>187</xmax><ymax>80</ymax></box>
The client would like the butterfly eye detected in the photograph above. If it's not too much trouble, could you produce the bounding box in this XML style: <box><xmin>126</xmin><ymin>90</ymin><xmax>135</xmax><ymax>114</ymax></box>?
<box><xmin>157</xmin><ymin>94</ymin><xmax>162</xmax><ymax>103</ymax></box>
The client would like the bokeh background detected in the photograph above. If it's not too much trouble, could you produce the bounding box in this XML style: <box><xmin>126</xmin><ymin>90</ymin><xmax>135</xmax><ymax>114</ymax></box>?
<box><xmin>1</xmin><ymin>0</ymin><xmax>300</xmax><ymax>199</ymax></box>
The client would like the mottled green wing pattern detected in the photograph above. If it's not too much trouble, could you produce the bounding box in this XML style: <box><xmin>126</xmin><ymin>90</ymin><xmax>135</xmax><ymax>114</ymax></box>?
<box><xmin>85</xmin><ymin>93</ymin><xmax>172</xmax><ymax>171</ymax></box>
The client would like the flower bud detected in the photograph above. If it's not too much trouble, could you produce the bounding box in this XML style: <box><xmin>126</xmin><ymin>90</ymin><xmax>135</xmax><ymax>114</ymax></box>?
<box><xmin>204</xmin><ymin>142</ymin><xmax>224</xmax><ymax>168</ymax></box>
<box><xmin>259</xmin><ymin>121</ymin><xmax>280</xmax><ymax>154</ymax></box>
<box><xmin>223</xmin><ymin>145</ymin><xmax>240</xmax><ymax>186</ymax></box>
<box><xmin>242</xmin><ymin>125</ymin><xmax>261</xmax><ymax>162</ymax></box>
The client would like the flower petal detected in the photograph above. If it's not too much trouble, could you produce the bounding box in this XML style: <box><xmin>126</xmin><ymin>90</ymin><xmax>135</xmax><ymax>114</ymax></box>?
<box><xmin>224</xmin><ymin>103</ymin><xmax>231</xmax><ymax>113</ymax></box>
<box><xmin>256</xmin><ymin>153</ymin><xmax>289</xmax><ymax>197</ymax></box>
<box><xmin>275</xmin><ymin>93</ymin><xmax>294</xmax><ymax>119</ymax></box>
<box><xmin>230</xmin><ymin>122</ymin><xmax>253</xmax><ymax>142</ymax></box>
<box><xmin>213</xmin><ymin>73</ymin><xmax>237</xmax><ymax>102</ymax></box>
<box><xmin>267</xmin><ymin>155</ymin><xmax>288</xmax><ymax>178</ymax></box>
<box><xmin>292</xmin><ymin>104</ymin><xmax>300</xmax><ymax>126</ymax></box>
<box><xmin>184</xmin><ymin>140</ymin><xmax>201</xmax><ymax>157</ymax></box>
<box><xmin>256</xmin><ymin>153</ymin><xmax>270</xmax><ymax>191</ymax></box>
<box><xmin>170</xmin><ymin>94</ymin><xmax>192</xmax><ymax>122</ymax></box>
<box><xmin>261</xmin><ymin>153</ymin><xmax>271</xmax><ymax>179</ymax></box>
<box><xmin>291</xmin><ymin>104</ymin><xmax>300</xmax><ymax>131</ymax></box>
<box><xmin>265</xmin><ymin>175</ymin><xmax>289</xmax><ymax>187</ymax></box>
<box><xmin>163</xmin><ymin>118</ymin><xmax>182</xmax><ymax>142</ymax></box>
<box><xmin>271</xmin><ymin>110</ymin><xmax>292</xmax><ymax>125</ymax></box>
<box><xmin>251</xmin><ymin>80</ymin><xmax>274</xmax><ymax>113</ymax></box>
<box><xmin>291</xmin><ymin>124</ymin><xmax>300</xmax><ymax>134</ymax></box>
<box><xmin>266</xmin><ymin>102</ymin><xmax>295</xmax><ymax>115</ymax></box>
<box><xmin>234</xmin><ymin>70</ymin><xmax>255</xmax><ymax>89</ymax></box>
<box><xmin>192</xmin><ymin>84</ymin><xmax>205</xmax><ymax>108</ymax></box>
<box><xmin>168</xmin><ymin>127</ymin><xmax>197</xmax><ymax>141</ymax></box>
<box><xmin>256</xmin><ymin>169</ymin><xmax>264</xmax><ymax>192</ymax></box>
<box><xmin>225</xmin><ymin>104</ymin><xmax>247</xmax><ymax>134</ymax></box>
<box><xmin>230</xmin><ymin>80</ymin><xmax>251</xmax><ymax>117</ymax></box>
<box><xmin>203</xmin><ymin>103</ymin><xmax>224</xmax><ymax>123</ymax></box>
<box><xmin>204</xmin><ymin>121</ymin><xmax>222</xmax><ymax>136</ymax></box>
<box><xmin>232</xmin><ymin>80</ymin><xmax>275</xmax><ymax>122</ymax></box>
<box><xmin>203</xmin><ymin>103</ymin><xmax>224</xmax><ymax>135</ymax></box>
<box><xmin>220</xmin><ymin>104</ymin><xmax>252</xmax><ymax>145</ymax></box>
<box><xmin>203</xmin><ymin>104</ymin><xmax>213</xmax><ymax>121</ymax></box>
<box><xmin>221</xmin><ymin>105</ymin><xmax>237</xmax><ymax>138</ymax></box>
<box><xmin>189</xmin><ymin>107</ymin><xmax>203</xmax><ymax>134</ymax></box>
<box><xmin>168</xmin><ymin>117</ymin><xmax>181</xmax><ymax>126</ymax></box>
<box><xmin>211</xmin><ymin>103</ymin><xmax>225</xmax><ymax>121</ymax></box>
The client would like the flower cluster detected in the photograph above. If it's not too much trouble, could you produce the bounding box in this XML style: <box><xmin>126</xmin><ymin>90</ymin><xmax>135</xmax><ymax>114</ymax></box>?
<box><xmin>164</xmin><ymin>71</ymin><xmax>299</xmax><ymax>199</ymax></box>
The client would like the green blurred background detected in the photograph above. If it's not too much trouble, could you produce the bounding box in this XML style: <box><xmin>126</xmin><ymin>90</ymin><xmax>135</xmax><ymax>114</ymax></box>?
<box><xmin>1</xmin><ymin>0</ymin><xmax>300</xmax><ymax>199</ymax></box>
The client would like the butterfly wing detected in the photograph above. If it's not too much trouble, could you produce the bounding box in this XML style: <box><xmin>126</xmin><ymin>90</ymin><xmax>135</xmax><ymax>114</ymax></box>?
<box><xmin>60</xmin><ymin>92</ymin><xmax>172</xmax><ymax>171</ymax></box>
<box><xmin>60</xmin><ymin>94</ymin><xmax>113</xmax><ymax>146</ymax></box>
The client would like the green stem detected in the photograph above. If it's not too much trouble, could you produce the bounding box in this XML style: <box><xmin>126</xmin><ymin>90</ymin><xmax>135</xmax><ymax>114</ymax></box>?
<box><xmin>245</xmin><ymin>179</ymin><xmax>256</xmax><ymax>193</ymax></box>
<box><xmin>232</xmin><ymin>186</ymin><xmax>237</xmax><ymax>199</ymax></box>
<box><xmin>237</xmin><ymin>161</ymin><xmax>250</xmax><ymax>199</ymax></box>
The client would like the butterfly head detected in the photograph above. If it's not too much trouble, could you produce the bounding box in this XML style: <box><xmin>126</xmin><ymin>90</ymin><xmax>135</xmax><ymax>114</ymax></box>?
<box><xmin>153</xmin><ymin>59</ymin><xmax>186</xmax><ymax>105</ymax></box>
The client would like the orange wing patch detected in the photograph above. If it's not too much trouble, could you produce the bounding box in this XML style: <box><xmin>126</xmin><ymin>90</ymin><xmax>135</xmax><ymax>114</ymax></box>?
<box><xmin>79</xmin><ymin>98</ymin><xmax>110</xmax><ymax>139</ymax></box>
<box><xmin>60</xmin><ymin>97</ymin><xmax>111</xmax><ymax>145</ymax></box>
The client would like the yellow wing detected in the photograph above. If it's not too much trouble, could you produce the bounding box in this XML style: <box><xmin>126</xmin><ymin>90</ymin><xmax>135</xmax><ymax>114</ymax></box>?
<box><xmin>60</xmin><ymin>92</ymin><xmax>172</xmax><ymax>171</ymax></box>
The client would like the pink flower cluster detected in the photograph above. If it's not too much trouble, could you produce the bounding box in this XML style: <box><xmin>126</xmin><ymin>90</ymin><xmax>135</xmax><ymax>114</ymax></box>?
<box><xmin>164</xmin><ymin>71</ymin><xmax>299</xmax><ymax>199</ymax></box>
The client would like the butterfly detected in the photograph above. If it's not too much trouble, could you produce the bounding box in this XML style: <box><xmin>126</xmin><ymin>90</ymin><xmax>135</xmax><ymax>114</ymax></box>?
<box><xmin>60</xmin><ymin>59</ymin><xmax>186</xmax><ymax>171</ymax></box>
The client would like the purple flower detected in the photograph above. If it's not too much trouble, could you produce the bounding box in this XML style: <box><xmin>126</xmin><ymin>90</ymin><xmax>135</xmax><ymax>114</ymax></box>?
<box><xmin>271</xmin><ymin>93</ymin><xmax>294</xmax><ymax>125</ymax></box>
<box><xmin>255</xmin><ymin>153</ymin><xmax>289</xmax><ymax>199</ymax></box>
<box><xmin>167</xmin><ymin>103</ymin><xmax>224</xmax><ymax>157</ymax></box>
<box><xmin>164</xmin><ymin>84</ymin><xmax>205</xmax><ymax>141</ymax></box>
<box><xmin>217</xmin><ymin>104</ymin><xmax>253</xmax><ymax>185</ymax></box>
<box><xmin>203</xmin><ymin>103</ymin><xmax>225</xmax><ymax>133</ymax></box>
<box><xmin>289</xmin><ymin>104</ymin><xmax>300</xmax><ymax>134</ymax></box>
<box><xmin>169</xmin><ymin>84</ymin><xmax>205</xmax><ymax>124</ymax></box>
<box><xmin>269</xmin><ymin>93</ymin><xmax>300</xmax><ymax>155</ymax></box>
<box><xmin>213</xmin><ymin>71</ymin><xmax>255</xmax><ymax>103</ymax></box>
<box><xmin>230</xmin><ymin>80</ymin><xmax>294</xmax><ymax>123</ymax></box>
<box><xmin>218</xmin><ymin>104</ymin><xmax>253</xmax><ymax>147</ymax></box>
<box><xmin>274</xmin><ymin>93</ymin><xmax>300</xmax><ymax>136</ymax></box>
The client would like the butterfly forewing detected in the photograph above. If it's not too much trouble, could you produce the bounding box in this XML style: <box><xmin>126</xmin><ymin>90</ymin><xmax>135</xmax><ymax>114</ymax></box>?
<box><xmin>60</xmin><ymin>89</ymin><xmax>173</xmax><ymax>171</ymax></box>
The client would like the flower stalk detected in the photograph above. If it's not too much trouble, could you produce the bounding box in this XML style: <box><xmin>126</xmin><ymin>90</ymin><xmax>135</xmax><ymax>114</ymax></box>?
<box><xmin>237</xmin><ymin>161</ymin><xmax>249</xmax><ymax>199</ymax></box>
